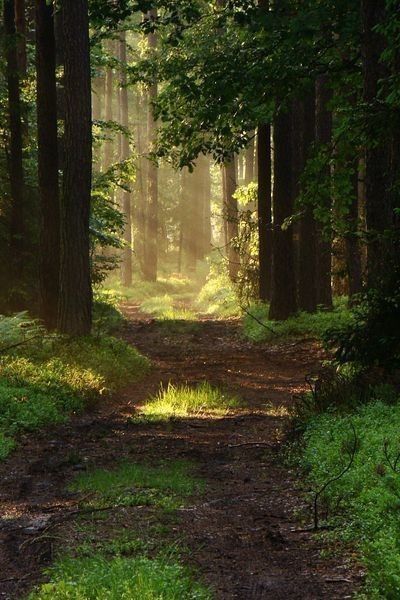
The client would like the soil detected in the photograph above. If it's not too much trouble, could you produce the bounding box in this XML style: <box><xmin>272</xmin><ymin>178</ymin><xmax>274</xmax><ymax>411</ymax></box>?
<box><xmin>0</xmin><ymin>307</ymin><xmax>362</xmax><ymax>599</ymax></box>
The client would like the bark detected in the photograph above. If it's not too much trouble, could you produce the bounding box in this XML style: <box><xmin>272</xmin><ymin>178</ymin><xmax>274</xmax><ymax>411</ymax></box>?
<box><xmin>103</xmin><ymin>58</ymin><xmax>114</xmax><ymax>170</ymax></box>
<box><xmin>362</xmin><ymin>0</ymin><xmax>393</xmax><ymax>283</ymax></box>
<box><xmin>297</xmin><ymin>90</ymin><xmax>317</xmax><ymax>313</ymax></box>
<box><xmin>4</xmin><ymin>0</ymin><xmax>25</xmax><ymax>307</ymax></box>
<box><xmin>223</xmin><ymin>158</ymin><xmax>240</xmax><ymax>282</ymax></box>
<box><xmin>269</xmin><ymin>108</ymin><xmax>297</xmax><ymax>320</ymax></box>
<box><xmin>244</xmin><ymin>135</ymin><xmax>255</xmax><ymax>184</ymax></box>
<box><xmin>315</xmin><ymin>75</ymin><xmax>333</xmax><ymax>308</ymax></box>
<box><xmin>181</xmin><ymin>167</ymin><xmax>197</xmax><ymax>272</ymax></box>
<box><xmin>119</xmin><ymin>32</ymin><xmax>132</xmax><ymax>287</ymax></box>
<box><xmin>345</xmin><ymin>162</ymin><xmax>363</xmax><ymax>300</ymax></box>
<box><xmin>36</xmin><ymin>0</ymin><xmax>60</xmax><ymax>329</ymax></box>
<box><xmin>143</xmin><ymin>8</ymin><xmax>158</xmax><ymax>282</ymax></box>
<box><xmin>14</xmin><ymin>0</ymin><xmax>27</xmax><ymax>74</ymax></box>
<box><xmin>257</xmin><ymin>123</ymin><xmax>272</xmax><ymax>302</ymax></box>
<box><xmin>57</xmin><ymin>0</ymin><xmax>92</xmax><ymax>335</ymax></box>
<box><xmin>134</xmin><ymin>89</ymin><xmax>147</xmax><ymax>276</ymax></box>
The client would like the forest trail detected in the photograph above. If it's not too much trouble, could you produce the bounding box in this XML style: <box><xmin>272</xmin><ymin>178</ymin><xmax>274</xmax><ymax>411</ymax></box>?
<box><xmin>0</xmin><ymin>307</ymin><xmax>359</xmax><ymax>599</ymax></box>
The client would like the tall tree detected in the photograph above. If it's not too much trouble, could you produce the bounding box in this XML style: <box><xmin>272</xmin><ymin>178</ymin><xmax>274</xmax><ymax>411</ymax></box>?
<box><xmin>297</xmin><ymin>90</ymin><xmax>317</xmax><ymax>313</ymax></box>
<box><xmin>223</xmin><ymin>158</ymin><xmax>239</xmax><ymax>281</ymax></box>
<box><xmin>57</xmin><ymin>0</ymin><xmax>92</xmax><ymax>335</ymax></box>
<box><xmin>345</xmin><ymin>160</ymin><xmax>363</xmax><ymax>299</ymax></box>
<box><xmin>103</xmin><ymin>41</ymin><xmax>114</xmax><ymax>171</ymax></box>
<box><xmin>35</xmin><ymin>0</ymin><xmax>60</xmax><ymax>329</ymax></box>
<box><xmin>362</xmin><ymin>1</ymin><xmax>394</xmax><ymax>283</ymax></box>
<box><xmin>143</xmin><ymin>7</ymin><xmax>158</xmax><ymax>282</ymax></box>
<box><xmin>244</xmin><ymin>135</ymin><xmax>255</xmax><ymax>184</ymax></box>
<box><xmin>269</xmin><ymin>107</ymin><xmax>297</xmax><ymax>320</ymax></box>
<box><xmin>257</xmin><ymin>123</ymin><xmax>272</xmax><ymax>302</ymax></box>
<box><xmin>4</xmin><ymin>0</ymin><xmax>25</xmax><ymax>308</ymax></box>
<box><xmin>119</xmin><ymin>32</ymin><xmax>132</xmax><ymax>287</ymax></box>
<box><xmin>315</xmin><ymin>75</ymin><xmax>333</xmax><ymax>308</ymax></box>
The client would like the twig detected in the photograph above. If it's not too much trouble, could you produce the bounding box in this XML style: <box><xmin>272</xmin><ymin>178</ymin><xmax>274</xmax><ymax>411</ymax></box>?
<box><xmin>228</xmin><ymin>441</ymin><xmax>273</xmax><ymax>448</ymax></box>
<box><xmin>239</xmin><ymin>304</ymin><xmax>277</xmax><ymax>335</ymax></box>
<box><xmin>313</xmin><ymin>422</ymin><xmax>358</xmax><ymax>530</ymax></box>
<box><xmin>0</xmin><ymin>335</ymin><xmax>43</xmax><ymax>355</ymax></box>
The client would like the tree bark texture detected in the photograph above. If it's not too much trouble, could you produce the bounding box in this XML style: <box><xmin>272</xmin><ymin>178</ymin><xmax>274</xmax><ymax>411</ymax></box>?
<box><xmin>257</xmin><ymin>123</ymin><xmax>272</xmax><ymax>302</ymax></box>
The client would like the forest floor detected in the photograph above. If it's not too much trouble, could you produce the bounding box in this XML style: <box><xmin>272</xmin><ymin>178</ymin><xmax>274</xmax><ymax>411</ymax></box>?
<box><xmin>0</xmin><ymin>306</ymin><xmax>362</xmax><ymax>599</ymax></box>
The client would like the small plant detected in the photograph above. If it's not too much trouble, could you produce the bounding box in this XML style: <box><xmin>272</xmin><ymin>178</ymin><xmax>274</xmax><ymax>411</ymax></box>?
<box><xmin>136</xmin><ymin>382</ymin><xmax>240</xmax><ymax>421</ymax></box>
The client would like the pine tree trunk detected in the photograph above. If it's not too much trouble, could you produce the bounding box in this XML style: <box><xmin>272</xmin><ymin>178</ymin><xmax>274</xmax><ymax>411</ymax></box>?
<box><xmin>57</xmin><ymin>0</ymin><xmax>92</xmax><ymax>336</ymax></box>
<box><xmin>223</xmin><ymin>158</ymin><xmax>239</xmax><ymax>282</ymax></box>
<box><xmin>119</xmin><ymin>32</ymin><xmax>132</xmax><ymax>287</ymax></box>
<box><xmin>36</xmin><ymin>0</ymin><xmax>60</xmax><ymax>329</ymax></box>
<box><xmin>315</xmin><ymin>75</ymin><xmax>333</xmax><ymax>308</ymax></box>
<box><xmin>269</xmin><ymin>108</ymin><xmax>297</xmax><ymax>320</ymax></box>
<box><xmin>244</xmin><ymin>135</ymin><xmax>255</xmax><ymax>184</ymax></box>
<box><xmin>103</xmin><ymin>44</ymin><xmax>114</xmax><ymax>170</ymax></box>
<box><xmin>257</xmin><ymin>123</ymin><xmax>272</xmax><ymax>302</ymax></box>
<box><xmin>297</xmin><ymin>90</ymin><xmax>317</xmax><ymax>313</ymax></box>
<box><xmin>134</xmin><ymin>90</ymin><xmax>147</xmax><ymax>277</ymax></box>
<box><xmin>143</xmin><ymin>8</ymin><xmax>158</xmax><ymax>282</ymax></box>
<box><xmin>4</xmin><ymin>0</ymin><xmax>26</xmax><ymax>309</ymax></box>
<box><xmin>345</xmin><ymin>162</ymin><xmax>363</xmax><ymax>300</ymax></box>
<box><xmin>362</xmin><ymin>1</ymin><xmax>393</xmax><ymax>284</ymax></box>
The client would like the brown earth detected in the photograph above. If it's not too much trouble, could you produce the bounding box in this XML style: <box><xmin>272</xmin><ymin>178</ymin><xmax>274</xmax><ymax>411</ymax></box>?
<box><xmin>0</xmin><ymin>307</ymin><xmax>362</xmax><ymax>599</ymax></box>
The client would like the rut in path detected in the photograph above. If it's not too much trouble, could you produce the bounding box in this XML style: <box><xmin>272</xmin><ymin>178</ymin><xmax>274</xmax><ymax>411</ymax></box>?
<box><xmin>0</xmin><ymin>309</ymin><xmax>359</xmax><ymax>599</ymax></box>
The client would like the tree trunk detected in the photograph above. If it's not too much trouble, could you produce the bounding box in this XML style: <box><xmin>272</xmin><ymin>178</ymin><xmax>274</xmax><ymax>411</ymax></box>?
<box><xmin>4</xmin><ymin>0</ymin><xmax>26</xmax><ymax>309</ymax></box>
<box><xmin>345</xmin><ymin>162</ymin><xmax>363</xmax><ymax>300</ymax></box>
<box><xmin>15</xmin><ymin>0</ymin><xmax>27</xmax><ymax>75</ymax></box>
<box><xmin>315</xmin><ymin>75</ymin><xmax>333</xmax><ymax>308</ymax></box>
<box><xmin>36</xmin><ymin>0</ymin><xmax>60</xmax><ymax>329</ymax></box>
<box><xmin>57</xmin><ymin>0</ymin><xmax>92</xmax><ymax>335</ymax></box>
<box><xmin>297</xmin><ymin>90</ymin><xmax>317</xmax><ymax>313</ymax></box>
<box><xmin>362</xmin><ymin>1</ymin><xmax>393</xmax><ymax>284</ymax></box>
<box><xmin>119</xmin><ymin>32</ymin><xmax>132</xmax><ymax>287</ymax></box>
<box><xmin>143</xmin><ymin>8</ymin><xmax>158</xmax><ymax>282</ymax></box>
<box><xmin>223</xmin><ymin>158</ymin><xmax>239</xmax><ymax>282</ymax></box>
<box><xmin>134</xmin><ymin>89</ymin><xmax>147</xmax><ymax>277</ymax></box>
<box><xmin>269</xmin><ymin>108</ymin><xmax>297</xmax><ymax>320</ymax></box>
<box><xmin>244</xmin><ymin>135</ymin><xmax>255</xmax><ymax>184</ymax></box>
<box><xmin>257</xmin><ymin>123</ymin><xmax>272</xmax><ymax>302</ymax></box>
<box><xmin>103</xmin><ymin>44</ymin><xmax>114</xmax><ymax>170</ymax></box>
<box><xmin>181</xmin><ymin>167</ymin><xmax>197</xmax><ymax>272</ymax></box>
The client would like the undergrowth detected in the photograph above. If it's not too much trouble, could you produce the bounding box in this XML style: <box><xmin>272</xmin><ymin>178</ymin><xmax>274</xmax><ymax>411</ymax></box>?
<box><xmin>243</xmin><ymin>297</ymin><xmax>353</xmax><ymax>342</ymax></box>
<box><xmin>301</xmin><ymin>396</ymin><xmax>400</xmax><ymax>598</ymax></box>
<box><xmin>0</xmin><ymin>313</ymin><xmax>149</xmax><ymax>460</ymax></box>
<box><xmin>134</xmin><ymin>382</ymin><xmax>240</xmax><ymax>421</ymax></box>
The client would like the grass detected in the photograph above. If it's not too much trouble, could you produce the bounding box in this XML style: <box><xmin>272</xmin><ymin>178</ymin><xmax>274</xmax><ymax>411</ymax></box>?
<box><xmin>28</xmin><ymin>553</ymin><xmax>212</xmax><ymax>599</ymax></box>
<box><xmin>135</xmin><ymin>382</ymin><xmax>240</xmax><ymax>421</ymax></box>
<box><xmin>196</xmin><ymin>270</ymin><xmax>241</xmax><ymax>318</ymax></box>
<box><xmin>300</xmin><ymin>397</ymin><xmax>400</xmax><ymax>598</ymax></box>
<box><xmin>242</xmin><ymin>297</ymin><xmax>354</xmax><ymax>342</ymax></box>
<box><xmin>70</xmin><ymin>459</ymin><xmax>203</xmax><ymax>511</ymax></box>
<box><xmin>0</xmin><ymin>314</ymin><xmax>149</xmax><ymax>460</ymax></box>
<box><xmin>30</xmin><ymin>458</ymin><xmax>211</xmax><ymax>599</ymax></box>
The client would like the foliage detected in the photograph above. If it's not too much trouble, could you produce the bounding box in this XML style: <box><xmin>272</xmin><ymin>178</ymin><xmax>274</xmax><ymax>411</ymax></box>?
<box><xmin>196</xmin><ymin>258</ymin><xmax>241</xmax><ymax>318</ymax></box>
<box><xmin>93</xmin><ymin>289</ymin><xmax>126</xmax><ymax>335</ymax></box>
<box><xmin>29</xmin><ymin>553</ymin><xmax>211</xmax><ymax>600</ymax></box>
<box><xmin>243</xmin><ymin>297</ymin><xmax>353</xmax><ymax>343</ymax></box>
<box><xmin>301</xmin><ymin>398</ymin><xmax>400</xmax><ymax>598</ymax></box>
<box><xmin>135</xmin><ymin>381</ymin><xmax>240</xmax><ymax>421</ymax></box>
<box><xmin>325</xmin><ymin>263</ymin><xmax>400</xmax><ymax>373</ymax></box>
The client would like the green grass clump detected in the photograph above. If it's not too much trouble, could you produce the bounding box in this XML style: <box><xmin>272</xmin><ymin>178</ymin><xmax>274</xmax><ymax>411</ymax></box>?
<box><xmin>301</xmin><ymin>399</ymin><xmax>400</xmax><ymax>598</ymax></box>
<box><xmin>29</xmin><ymin>554</ymin><xmax>212</xmax><ymax>600</ymax></box>
<box><xmin>243</xmin><ymin>297</ymin><xmax>353</xmax><ymax>342</ymax></box>
<box><xmin>137</xmin><ymin>382</ymin><xmax>239</xmax><ymax>421</ymax></box>
<box><xmin>70</xmin><ymin>460</ymin><xmax>203</xmax><ymax>511</ymax></box>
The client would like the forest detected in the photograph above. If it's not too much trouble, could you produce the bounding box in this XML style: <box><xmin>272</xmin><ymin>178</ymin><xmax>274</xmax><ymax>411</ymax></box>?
<box><xmin>0</xmin><ymin>0</ymin><xmax>399</xmax><ymax>598</ymax></box>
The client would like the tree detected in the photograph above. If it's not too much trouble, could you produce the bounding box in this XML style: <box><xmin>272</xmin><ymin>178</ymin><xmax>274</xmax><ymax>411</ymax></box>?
<box><xmin>143</xmin><ymin>8</ymin><xmax>158</xmax><ymax>282</ymax></box>
<box><xmin>269</xmin><ymin>106</ymin><xmax>297</xmax><ymax>320</ymax></box>
<box><xmin>223</xmin><ymin>158</ymin><xmax>239</xmax><ymax>282</ymax></box>
<box><xmin>57</xmin><ymin>0</ymin><xmax>92</xmax><ymax>335</ymax></box>
<box><xmin>119</xmin><ymin>31</ymin><xmax>133</xmax><ymax>287</ymax></box>
<box><xmin>35</xmin><ymin>0</ymin><xmax>60</xmax><ymax>329</ymax></box>
<box><xmin>257</xmin><ymin>123</ymin><xmax>272</xmax><ymax>302</ymax></box>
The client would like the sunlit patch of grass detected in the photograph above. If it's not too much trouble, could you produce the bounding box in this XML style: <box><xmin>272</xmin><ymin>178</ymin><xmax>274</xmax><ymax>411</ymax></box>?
<box><xmin>136</xmin><ymin>382</ymin><xmax>240</xmax><ymax>422</ymax></box>
<box><xmin>70</xmin><ymin>460</ymin><xmax>203</xmax><ymax>511</ymax></box>
<box><xmin>28</xmin><ymin>553</ymin><xmax>212</xmax><ymax>600</ymax></box>
<box><xmin>263</xmin><ymin>402</ymin><xmax>289</xmax><ymax>417</ymax></box>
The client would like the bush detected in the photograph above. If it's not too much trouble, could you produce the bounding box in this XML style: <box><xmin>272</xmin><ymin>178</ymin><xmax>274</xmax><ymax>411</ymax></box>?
<box><xmin>301</xmin><ymin>398</ymin><xmax>400</xmax><ymax>598</ymax></box>
<box><xmin>196</xmin><ymin>261</ymin><xmax>240</xmax><ymax>318</ymax></box>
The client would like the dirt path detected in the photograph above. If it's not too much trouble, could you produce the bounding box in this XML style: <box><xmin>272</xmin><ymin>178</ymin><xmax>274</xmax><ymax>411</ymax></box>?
<box><xmin>0</xmin><ymin>308</ymin><xmax>360</xmax><ymax>599</ymax></box>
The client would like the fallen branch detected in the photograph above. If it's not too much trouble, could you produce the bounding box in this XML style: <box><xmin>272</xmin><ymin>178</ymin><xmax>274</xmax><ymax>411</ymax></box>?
<box><xmin>239</xmin><ymin>304</ymin><xmax>277</xmax><ymax>335</ymax></box>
